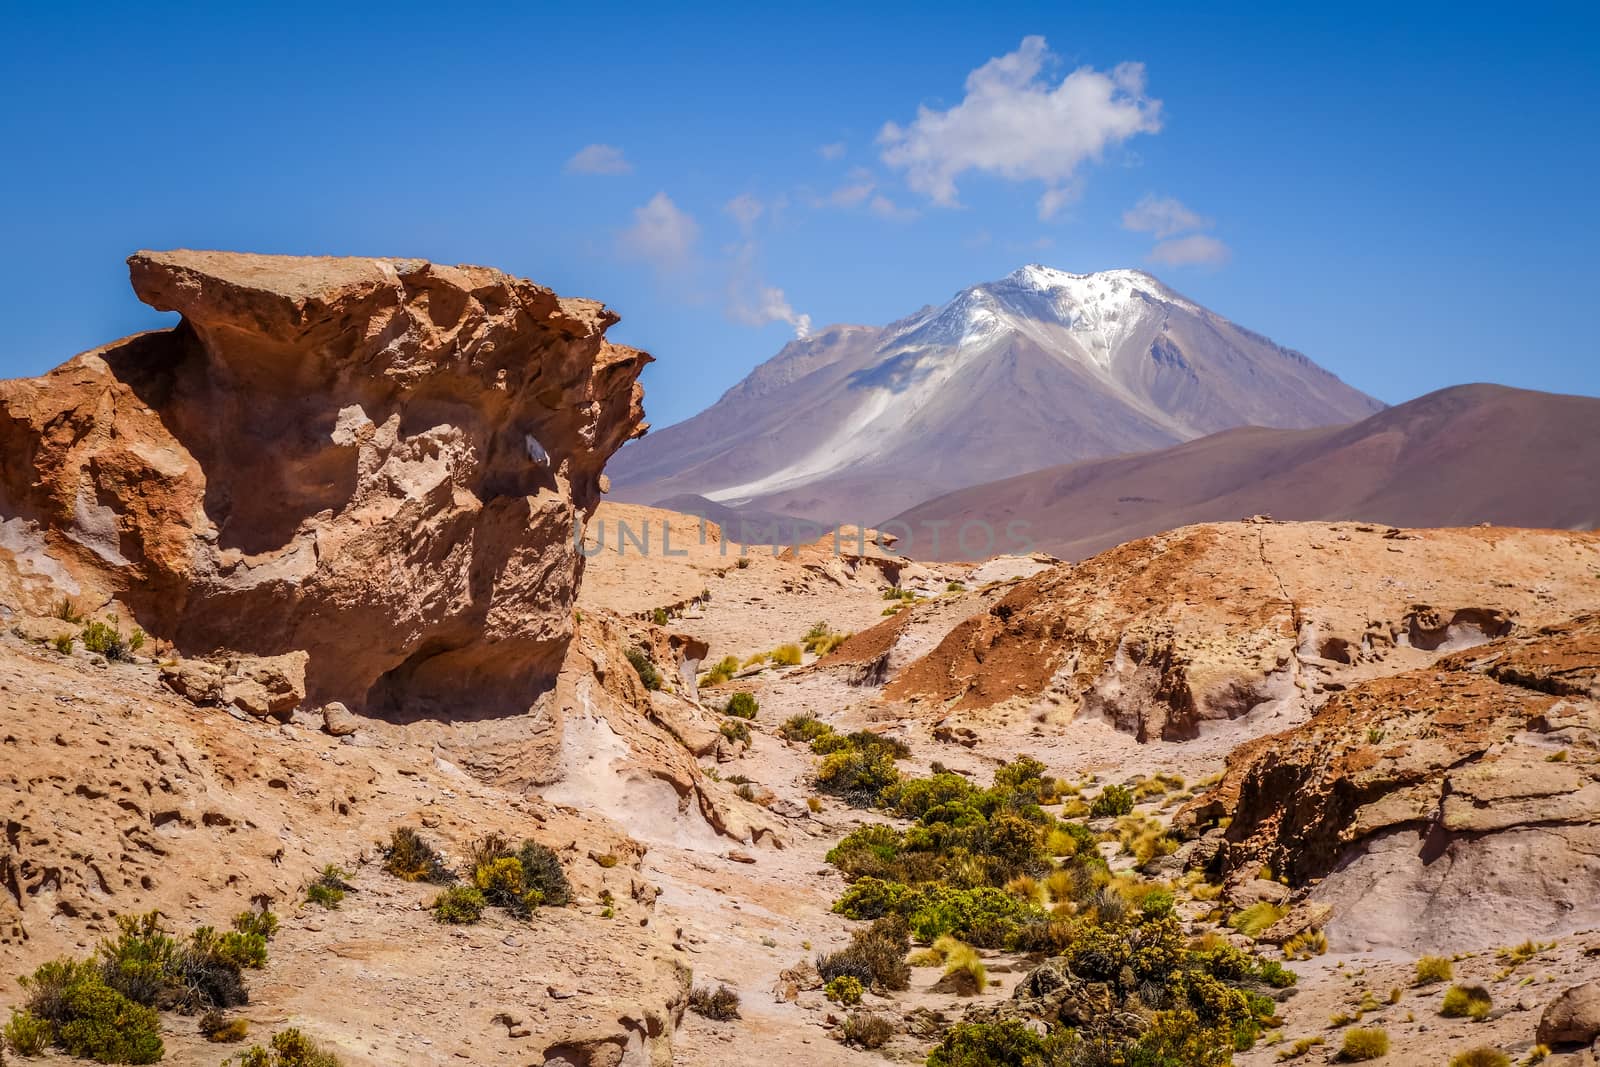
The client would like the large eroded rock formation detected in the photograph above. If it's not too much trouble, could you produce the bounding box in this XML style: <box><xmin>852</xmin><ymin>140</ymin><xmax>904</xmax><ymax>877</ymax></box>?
<box><xmin>1180</xmin><ymin>615</ymin><xmax>1600</xmax><ymax>951</ymax></box>
<box><xmin>0</xmin><ymin>250</ymin><xmax>648</xmax><ymax>718</ymax></box>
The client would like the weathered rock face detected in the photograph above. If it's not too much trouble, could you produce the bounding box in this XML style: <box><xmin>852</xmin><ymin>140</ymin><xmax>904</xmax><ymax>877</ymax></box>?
<box><xmin>883</xmin><ymin>521</ymin><xmax>1600</xmax><ymax>741</ymax></box>
<box><xmin>1180</xmin><ymin>615</ymin><xmax>1600</xmax><ymax>952</ymax></box>
<box><xmin>0</xmin><ymin>251</ymin><xmax>648</xmax><ymax>718</ymax></box>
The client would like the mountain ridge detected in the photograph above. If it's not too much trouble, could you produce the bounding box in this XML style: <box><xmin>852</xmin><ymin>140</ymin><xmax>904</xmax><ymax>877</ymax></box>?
<box><xmin>609</xmin><ymin>264</ymin><xmax>1382</xmax><ymax>524</ymax></box>
<box><xmin>887</xmin><ymin>382</ymin><xmax>1600</xmax><ymax>560</ymax></box>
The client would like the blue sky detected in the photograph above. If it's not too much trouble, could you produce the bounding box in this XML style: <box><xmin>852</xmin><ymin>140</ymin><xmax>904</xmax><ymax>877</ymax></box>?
<box><xmin>4</xmin><ymin>2</ymin><xmax>1597</xmax><ymax>428</ymax></box>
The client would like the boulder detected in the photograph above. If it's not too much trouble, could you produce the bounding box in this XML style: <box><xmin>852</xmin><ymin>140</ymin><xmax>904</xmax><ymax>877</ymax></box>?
<box><xmin>1540</xmin><ymin>982</ymin><xmax>1600</xmax><ymax>1047</ymax></box>
<box><xmin>1227</xmin><ymin>878</ymin><xmax>1290</xmax><ymax>907</ymax></box>
<box><xmin>321</xmin><ymin>701</ymin><xmax>359</xmax><ymax>737</ymax></box>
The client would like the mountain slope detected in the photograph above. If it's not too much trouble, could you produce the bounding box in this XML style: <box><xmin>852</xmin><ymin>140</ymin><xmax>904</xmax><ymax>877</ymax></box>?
<box><xmin>608</xmin><ymin>266</ymin><xmax>1381</xmax><ymax>524</ymax></box>
<box><xmin>888</xmin><ymin>383</ymin><xmax>1600</xmax><ymax>559</ymax></box>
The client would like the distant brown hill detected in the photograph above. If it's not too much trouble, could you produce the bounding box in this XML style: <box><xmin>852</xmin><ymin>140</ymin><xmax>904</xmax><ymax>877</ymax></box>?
<box><xmin>887</xmin><ymin>384</ymin><xmax>1600</xmax><ymax>560</ymax></box>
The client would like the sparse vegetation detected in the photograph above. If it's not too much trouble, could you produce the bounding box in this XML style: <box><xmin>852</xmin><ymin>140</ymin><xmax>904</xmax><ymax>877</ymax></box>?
<box><xmin>52</xmin><ymin>596</ymin><xmax>84</xmax><ymax>623</ymax></box>
<box><xmin>232</xmin><ymin>1027</ymin><xmax>343</xmax><ymax>1067</ymax></box>
<box><xmin>824</xmin><ymin>975</ymin><xmax>864</xmax><ymax>1005</ymax></box>
<box><xmin>703</xmin><ymin>655</ymin><xmax>740</xmax><ymax>685</ymax></box>
<box><xmin>840</xmin><ymin>1011</ymin><xmax>895</xmax><ymax>1049</ymax></box>
<box><xmin>52</xmin><ymin>632</ymin><xmax>74</xmax><ymax>654</ymax></box>
<box><xmin>80</xmin><ymin>617</ymin><xmax>144</xmax><ymax>662</ymax></box>
<box><xmin>381</xmin><ymin>827</ymin><xmax>455</xmax><ymax>884</ymax></box>
<box><xmin>1280</xmin><ymin>934</ymin><xmax>1331</xmax><ymax>959</ymax></box>
<box><xmin>6</xmin><ymin>908</ymin><xmax>268</xmax><ymax>1064</ymax></box>
<box><xmin>724</xmin><ymin>691</ymin><xmax>758</xmax><ymax>719</ymax></box>
<box><xmin>1450</xmin><ymin>1048</ymin><xmax>1512</xmax><ymax>1067</ymax></box>
<box><xmin>4</xmin><ymin>1009</ymin><xmax>52</xmax><ymax>1055</ymax></box>
<box><xmin>625</xmin><ymin>647</ymin><xmax>661</xmax><ymax>690</ymax></box>
<box><xmin>719</xmin><ymin>719</ymin><xmax>751</xmax><ymax>745</ymax></box>
<box><xmin>687</xmin><ymin>984</ymin><xmax>741</xmax><ymax>1020</ymax></box>
<box><xmin>1089</xmin><ymin>784</ymin><xmax>1134</xmax><ymax>817</ymax></box>
<box><xmin>1229</xmin><ymin>901</ymin><xmax>1288</xmax><ymax>939</ymax></box>
<box><xmin>815</xmin><ymin>915</ymin><xmax>911</xmax><ymax>992</ymax></box>
<box><xmin>1415</xmin><ymin>955</ymin><xmax>1453</xmax><ymax>984</ymax></box>
<box><xmin>201</xmin><ymin>1010</ymin><xmax>251</xmax><ymax>1043</ymax></box>
<box><xmin>456</xmin><ymin>833</ymin><xmax>572</xmax><ymax>917</ymax></box>
<box><xmin>1277</xmin><ymin>1035</ymin><xmax>1325</xmax><ymax>1060</ymax></box>
<box><xmin>432</xmin><ymin>885</ymin><xmax>487</xmax><ymax>924</ymax></box>
<box><xmin>1340</xmin><ymin>1027</ymin><xmax>1389</xmax><ymax>1061</ymax></box>
<box><xmin>304</xmin><ymin>865</ymin><xmax>351</xmax><ymax>909</ymax></box>
<box><xmin>770</xmin><ymin>643</ymin><xmax>803</xmax><ymax>666</ymax></box>
<box><xmin>1441</xmin><ymin>984</ymin><xmax>1493</xmax><ymax>1021</ymax></box>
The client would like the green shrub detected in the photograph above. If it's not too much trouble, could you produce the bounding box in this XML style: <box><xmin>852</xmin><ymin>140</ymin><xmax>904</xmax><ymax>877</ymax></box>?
<box><xmin>381</xmin><ymin>827</ymin><xmax>455</xmax><ymax>884</ymax></box>
<box><xmin>232</xmin><ymin>908</ymin><xmax>280</xmax><ymax>941</ymax></box>
<box><xmin>4</xmin><ymin>1009</ymin><xmax>53</xmax><ymax>1055</ymax></box>
<box><xmin>234</xmin><ymin>1027</ymin><xmax>343</xmax><ymax>1066</ymax></box>
<box><xmin>1258</xmin><ymin>959</ymin><xmax>1299</xmax><ymax>989</ymax></box>
<box><xmin>97</xmin><ymin>911</ymin><xmax>181</xmax><ymax>1007</ymax></box>
<box><xmin>1449</xmin><ymin>1049</ymin><xmax>1511</xmax><ymax>1067</ymax></box>
<box><xmin>925</xmin><ymin>1020</ymin><xmax>1044</xmax><ymax>1067</ymax></box>
<box><xmin>833</xmin><ymin>877</ymin><xmax>916</xmax><ymax>921</ymax></box>
<box><xmin>305</xmin><ymin>865</ymin><xmax>350</xmax><ymax>909</ymax></box>
<box><xmin>778</xmin><ymin>714</ymin><xmax>833</xmax><ymax>743</ymax></box>
<box><xmin>1415</xmin><ymin>955</ymin><xmax>1454</xmax><ymax>984</ymax></box>
<box><xmin>80</xmin><ymin>618</ymin><xmax>142</xmax><ymax>662</ymax></box>
<box><xmin>432</xmin><ymin>885</ymin><xmax>486</xmax><ymax>924</ymax></box>
<box><xmin>625</xmin><ymin>647</ymin><xmax>661</xmax><ymax>690</ymax></box>
<box><xmin>905</xmin><ymin>885</ymin><xmax>1043</xmax><ymax>948</ymax></box>
<box><xmin>719</xmin><ymin>719</ymin><xmax>751</xmax><ymax>745</ymax></box>
<box><xmin>1340</xmin><ymin>1027</ymin><xmax>1389</xmax><ymax>1061</ymax></box>
<box><xmin>840</xmin><ymin>1011</ymin><xmax>895</xmax><ymax>1049</ymax></box>
<box><xmin>652</xmin><ymin>607</ymin><xmax>668</xmax><ymax>626</ymax></box>
<box><xmin>18</xmin><ymin>957</ymin><xmax>101</xmax><ymax>1025</ymax></box>
<box><xmin>515</xmin><ymin>841</ymin><xmax>573</xmax><ymax>907</ymax></box>
<box><xmin>56</xmin><ymin>981</ymin><xmax>164</xmax><ymax>1064</ymax></box>
<box><xmin>52</xmin><ymin>632</ymin><xmax>74</xmax><ymax>654</ymax></box>
<box><xmin>687</xmin><ymin>984</ymin><xmax>741</xmax><ymax>1020</ymax></box>
<box><xmin>724</xmin><ymin>692</ymin><xmax>759</xmax><ymax>719</ymax></box>
<box><xmin>824</xmin><ymin>975</ymin><xmax>863</xmax><ymax>1005</ymax></box>
<box><xmin>1090</xmin><ymin>784</ymin><xmax>1135</xmax><ymax>818</ymax></box>
<box><xmin>816</xmin><ymin>745</ymin><xmax>901</xmax><ymax>806</ymax></box>
<box><xmin>52</xmin><ymin>596</ymin><xmax>84</xmax><ymax>623</ymax></box>
<box><xmin>1441</xmin><ymin>984</ymin><xmax>1493</xmax><ymax>1020</ymax></box>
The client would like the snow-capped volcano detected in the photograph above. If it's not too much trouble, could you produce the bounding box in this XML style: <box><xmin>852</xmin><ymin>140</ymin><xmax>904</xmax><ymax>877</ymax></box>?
<box><xmin>608</xmin><ymin>266</ymin><xmax>1383</xmax><ymax>527</ymax></box>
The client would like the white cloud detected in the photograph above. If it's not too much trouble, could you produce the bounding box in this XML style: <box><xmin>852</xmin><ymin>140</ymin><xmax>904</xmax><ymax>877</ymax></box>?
<box><xmin>725</xmin><ymin>193</ymin><xmax>764</xmax><ymax>233</ymax></box>
<box><xmin>818</xmin><ymin>141</ymin><xmax>847</xmax><ymax>161</ymax></box>
<box><xmin>1122</xmin><ymin>194</ymin><xmax>1209</xmax><ymax>238</ymax></box>
<box><xmin>617</xmin><ymin>193</ymin><xmax>699</xmax><ymax>272</ymax></box>
<box><xmin>726</xmin><ymin>242</ymin><xmax>811</xmax><ymax>338</ymax></box>
<box><xmin>830</xmin><ymin>179</ymin><xmax>875</xmax><ymax>208</ymax></box>
<box><xmin>878</xmin><ymin>36</ymin><xmax>1161</xmax><ymax>217</ymax></box>
<box><xmin>1036</xmin><ymin>183</ymin><xmax>1081</xmax><ymax>221</ymax></box>
<box><xmin>868</xmin><ymin>195</ymin><xmax>919</xmax><ymax>222</ymax></box>
<box><xmin>1149</xmin><ymin>234</ymin><xmax>1231</xmax><ymax>267</ymax></box>
<box><xmin>565</xmin><ymin>143</ymin><xmax>633</xmax><ymax>176</ymax></box>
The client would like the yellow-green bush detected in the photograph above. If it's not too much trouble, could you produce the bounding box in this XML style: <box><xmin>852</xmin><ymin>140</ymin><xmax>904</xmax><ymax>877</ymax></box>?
<box><xmin>1441</xmin><ymin>984</ymin><xmax>1493</xmax><ymax>1020</ymax></box>
<box><xmin>1340</xmin><ymin>1027</ymin><xmax>1389</xmax><ymax>1061</ymax></box>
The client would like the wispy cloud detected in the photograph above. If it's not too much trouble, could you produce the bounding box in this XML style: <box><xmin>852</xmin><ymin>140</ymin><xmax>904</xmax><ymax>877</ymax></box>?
<box><xmin>1122</xmin><ymin>194</ymin><xmax>1209</xmax><ymax>238</ymax></box>
<box><xmin>869</xmin><ymin>195</ymin><xmax>919</xmax><ymax>222</ymax></box>
<box><xmin>565</xmin><ymin>143</ymin><xmax>633</xmax><ymax>176</ymax></box>
<box><xmin>818</xmin><ymin>141</ymin><xmax>847</xmax><ymax>161</ymax></box>
<box><xmin>726</xmin><ymin>242</ymin><xmax>811</xmax><ymax>338</ymax></box>
<box><xmin>1149</xmin><ymin>234</ymin><xmax>1231</xmax><ymax>267</ymax></box>
<box><xmin>878</xmin><ymin>36</ymin><xmax>1162</xmax><ymax>218</ymax></box>
<box><xmin>617</xmin><ymin>192</ymin><xmax>698</xmax><ymax>272</ymax></box>
<box><xmin>724</xmin><ymin>193</ymin><xmax>765</xmax><ymax>234</ymax></box>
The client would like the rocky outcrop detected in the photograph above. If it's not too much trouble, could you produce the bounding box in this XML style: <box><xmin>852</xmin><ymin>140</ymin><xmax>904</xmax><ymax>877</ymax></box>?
<box><xmin>0</xmin><ymin>250</ymin><xmax>648</xmax><ymax>721</ymax></box>
<box><xmin>884</xmin><ymin>521</ymin><xmax>1600</xmax><ymax>742</ymax></box>
<box><xmin>1179</xmin><ymin>615</ymin><xmax>1600</xmax><ymax>952</ymax></box>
